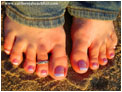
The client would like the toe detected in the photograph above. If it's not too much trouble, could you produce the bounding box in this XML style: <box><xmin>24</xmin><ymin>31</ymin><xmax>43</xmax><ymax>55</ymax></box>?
<box><xmin>36</xmin><ymin>47</ymin><xmax>48</xmax><ymax>77</ymax></box>
<box><xmin>98</xmin><ymin>42</ymin><xmax>108</xmax><ymax>66</ymax></box>
<box><xmin>24</xmin><ymin>44</ymin><xmax>36</xmax><ymax>73</ymax></box>
<box><xmin>106</xmin><ymin>32</ymin><xmax>117</xmax><ymax>59</ymax></box>
<box><xmin>49</xmin><ymin>45</ymin><xmax>68</xmax><ymax>80</ymax></box>
<box><xmin>10</xmin><ymin>38</ymin><xmax>26</xmax><ymax>66</ymax></box>
<box><xmin>106</xmin><ymin>48</ymin><xmax>115</xmax><ymax>59</ymax></box>
<box><xmin>70</xmin><ymin>40</ymin><xmax>89</xmax><ymax>74</ymax></box>
<box><xmin>36</xmin><ymin>63</ymin><xmax>48</xmax><ymax>78</ymax></box>
<box><xmin>89</xmin><ymin>42</ymin><xmax>101</xmax><ymax>70</ymax></box>
<box><xmin>4</xmin><ymin>31</ymin><xmax>16</xmax><ymax>55</ymax></box>
<box><xmin>110</xmin><ymin>31</ymin><xmax>118</xmax><ymax>48</ymax></box>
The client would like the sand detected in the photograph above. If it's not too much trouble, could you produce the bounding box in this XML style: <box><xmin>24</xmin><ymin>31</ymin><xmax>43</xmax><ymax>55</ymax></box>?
<box><xmin>1</xmin><ymin>5</ymin><xmax>121</xmax><ymax>91</ymax></box>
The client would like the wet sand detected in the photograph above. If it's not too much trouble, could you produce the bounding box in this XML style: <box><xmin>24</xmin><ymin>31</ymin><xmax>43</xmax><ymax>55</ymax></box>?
<box><xmin>1</xmin><ymin>5</ymin><xmax>121</xmax><ymax>91</ymax></box>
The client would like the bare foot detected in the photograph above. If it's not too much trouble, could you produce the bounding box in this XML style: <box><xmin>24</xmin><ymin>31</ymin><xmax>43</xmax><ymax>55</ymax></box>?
<box><xmin>4</xmin><ymin>16</ymin><xmax>68</xmax><ymax>80</ymax></box>
<box><xmin>70</xmin><ymin>18</ymin><xmax>117</xmax><ymax>73</ymax></box>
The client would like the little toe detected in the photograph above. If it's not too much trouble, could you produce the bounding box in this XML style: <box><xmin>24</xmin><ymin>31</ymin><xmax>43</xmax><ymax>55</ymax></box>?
<box><xmin>98</xmin><ymin>43</ymin><xmax>108</xmax><ymax>65</ymax></box>
<box><xmin>106</xmin><ymin>48</ymin><xmax>115</xmax><ymax>59</ymax></box>
<box><xmin>36</xmin><ymin>50</ymin><xmax>48</xmax><ymax>78</ymax></box>
<box><xmin>4</xmin><ymin>31</ymin><xmax>16</xmax><ymax>55</ymax></box>
<box><xmin>70</xmin><ymin>40</ymin><xmax>89</xmax><ymax>74</ymax></box>
<box><xmin>24</xmin><ymin>44</ymin><xmax>36</xmax><ymax>73</ymax></box>
<box><xmin>89</xmin><ymin>42</ymin><xmax>101</xmax><ymax>70</ymax></box>
<box><xmin>106</xmin><ymin>37</ymin><xmax>116</xmax><ymax>59</ymax></box>
<box><xmin>110</xmin><ymin>31</ymin><xmax>118</xmax><ymax>48</ymax></box>
<box><xmin>10</xmin><ymin>38</ymin><xmax>26</xmax><ymax>66</ymax></box>
<box><xmin>49</xmin><ymin>45</ymin><xmax>68</xmax><ymax>80</ymax></box>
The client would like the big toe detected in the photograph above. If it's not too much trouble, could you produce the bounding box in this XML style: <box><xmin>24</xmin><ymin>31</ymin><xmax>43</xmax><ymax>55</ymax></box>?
<box><xmin>49</xmin><ymin>45</ymin><xmax>68</xmax><ymax>80</ymax></box>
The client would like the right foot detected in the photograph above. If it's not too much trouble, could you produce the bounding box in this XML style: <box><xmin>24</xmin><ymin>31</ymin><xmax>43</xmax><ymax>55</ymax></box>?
<box><xmin>4</xmin><ymin>16</ymin><xmax>68</xmax><ymax>80</ymax></box>
<box><xmin>70</xmin><ymin>18</ymin><xmax>117</xmax><ymax>74</ymax></box>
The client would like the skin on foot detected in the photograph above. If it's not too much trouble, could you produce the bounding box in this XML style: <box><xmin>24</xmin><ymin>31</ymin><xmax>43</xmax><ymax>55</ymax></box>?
<box><xmin>70</xmin><ymin>17</ymin><xmax>117</xmax><ymax>74</ymax></box>
<box><xmin>4</xmin><ymin>16</ymin><xmax>68</xmax><ymax>80</ymax></box>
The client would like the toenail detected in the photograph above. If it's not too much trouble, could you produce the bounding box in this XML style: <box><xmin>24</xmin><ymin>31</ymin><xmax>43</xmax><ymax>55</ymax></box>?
<box><xmin>110</xmin><ymin>53</ymin><xmax>114</xmax><ymax>58</ymax></box>
<box><xmin>113</xmin><ymin>46</ymin><xmax>116</xmax><ymax>49</ymax></box>
<box><xmin>41</xmin><ymin>70</ymin><xmax>47</xmax><ymax>76</ymax></box>
<box><xmin>4</xmin><ymin>49</ymin><xmax>10</xmax><ymax>54</ymax></box>
<box><xmin>78</xmin><ymin>60</ymin><xmax>88</xmax><ymax>71</ymax></box>
<box><xmin>54</xmin><ymin>66</ymin><xmax>64</xmax><ymax>77</ymax></box>
<box><xmin>92</xmin><ymin>63</ymin><xmax>98</xmax><ymax>68</ymax></box>
<box><xmin>103</xmin><ymin>58</ymin><xmax>108</xmax><ymax>63</ymax></box>
<box><xmin>12</xmin><ymin>59</ymin><xmax>19</xmax><ymax>65</ymax></box>
<box><xmin>28</xmin><ymin>65</ymin><xmax>34</xmax><ymax>71</ymax></box>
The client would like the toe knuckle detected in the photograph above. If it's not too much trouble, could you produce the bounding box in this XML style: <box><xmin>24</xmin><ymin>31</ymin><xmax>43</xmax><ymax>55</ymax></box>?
<box><xmin>26</xmin><ymin>56</ymin><xmax>35</xmax><ymax>62</ymax></box>
<box><xmin>11</xmin><ymin>50</ymin><xmax>20</xmax><ymax>56</ymax></box>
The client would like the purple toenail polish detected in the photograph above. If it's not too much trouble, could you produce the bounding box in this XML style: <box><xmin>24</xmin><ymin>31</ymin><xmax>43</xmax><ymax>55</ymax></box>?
<box><xmin>28</xmin><ymin>65</ymin><xmax>34</xmax><ymax>71</ymax></box>
<box><xmin>55</xmin><ymin>66</ymin><xmax>64</xmax><ymax>77</ymax></box>
<box><xmin>103</xmin><ymin>58</ymin><xmax>108</xmax><ymax>63</ymax></box>
<box><xmin>92</xmin><ymin>63</ymin><xmax>98</xmax><ymax>68</ymax></box>
<box><xmin>78</xmin><ymin>60</ymin><xmax>88</xmax><ymax>71</ymax></box>
<box><xmin>110</xmin><ymin>53</ymin><xmax>114</xmax><ymax>58</ymax></box>
<box><xmin>13</xmin><ymin>59</ymin><xmax>18</xmax><ymax>65</ymax></box>
<box><xmin>41</xmin><ymin>70</ymin><xmax>47</xmax><ymax>75</ymax></box>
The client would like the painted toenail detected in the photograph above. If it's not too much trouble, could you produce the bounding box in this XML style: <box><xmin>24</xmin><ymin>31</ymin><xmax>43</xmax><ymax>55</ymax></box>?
<box><xmin>55</xmin><ymin>66</ymin><xmax>64</xmax><ymax>77</ymax></box>
<box><xmin>110</xmin><ymin>53</ymin><xmax>114</xmax><ymax>58</ymax></box>
<box><xmin>13</xmin><ymin>59</ymin><xmax>19</xmax><ymax>65</ymax></box>
<box><xmin>78</xmin><ymin>60</ymin><xmax>87</xmax><ymax>71</ymax></box>
<box><xmin>41</xmin><ymin>70</ymin><xmax>47</xmax><ymax>75</ymax></box>
<box><xmin>4</xmin><ymin>49</ymin><xmax>10</xmax><ymax>54</ymax></box>
<box><xmin>28</xmin><ymin>65</ymin><xmax>34</xmax><ymax>71</ymax></box>
<box><xmin>92</xmin><ymin>63</ymin><xmax>98</xmax><ymax>68</ymax></box>
<box><xmin>103</xmin><ymin>58</ymin><xmax>107</xmax><ymax>63</ymax></box>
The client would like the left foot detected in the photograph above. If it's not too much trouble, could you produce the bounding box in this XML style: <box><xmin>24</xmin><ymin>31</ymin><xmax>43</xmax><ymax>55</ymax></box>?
<box><xmin>4</xmin><ymin>16</ymin><xmax>68</xmax><ymax>80</ymax></box>
<box><xmin>70</xmin><ymin>17</ymin><xmax>117</xmax><ymax>74</ymax></box>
